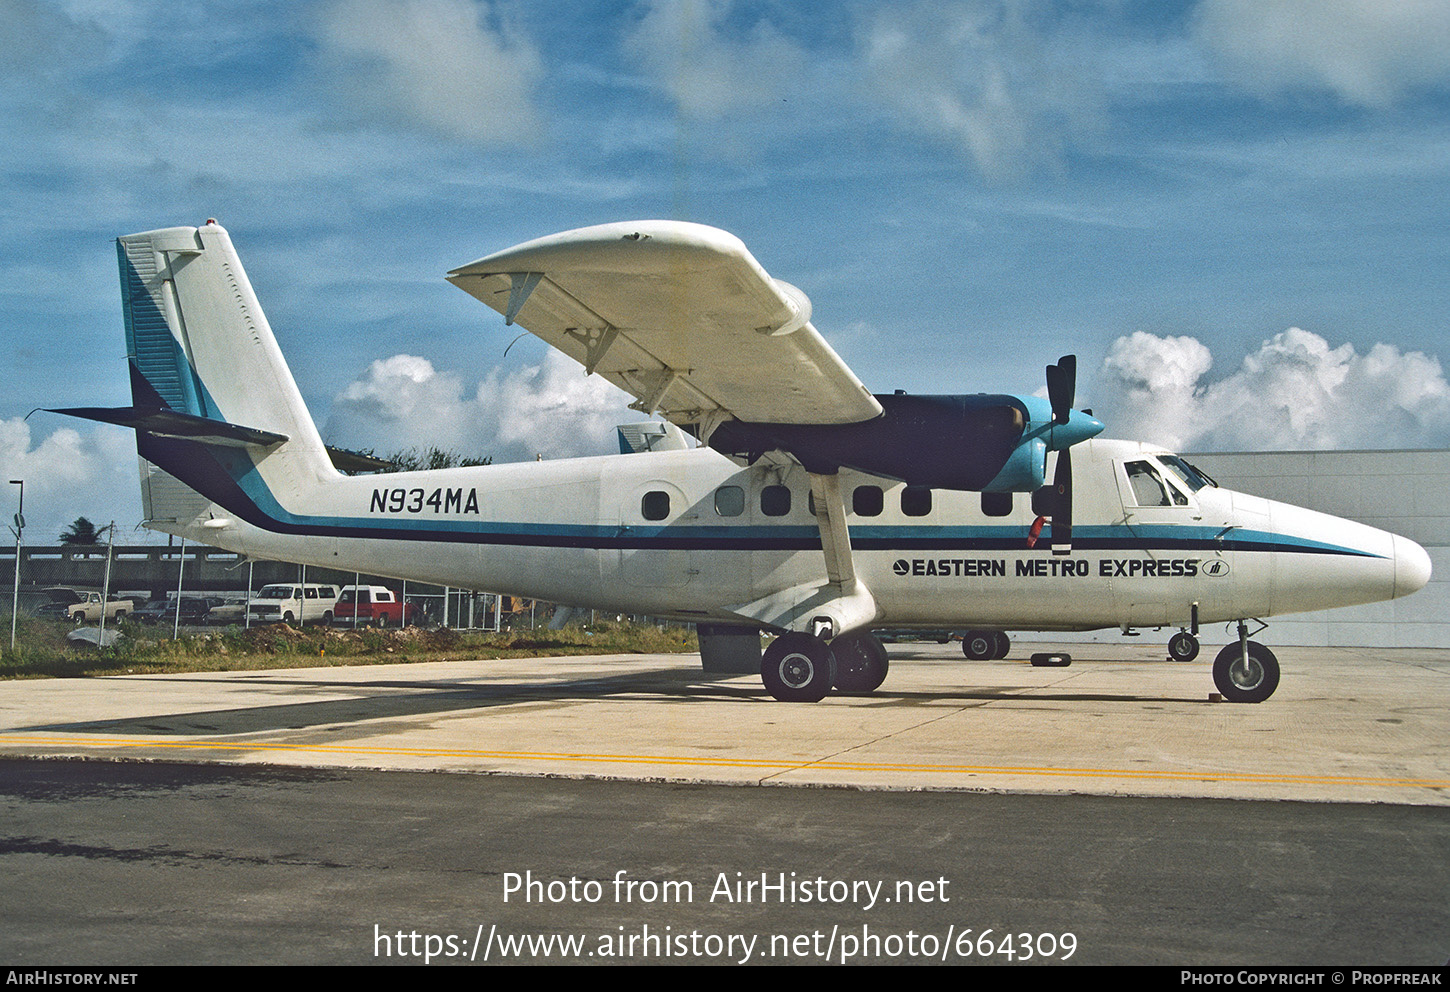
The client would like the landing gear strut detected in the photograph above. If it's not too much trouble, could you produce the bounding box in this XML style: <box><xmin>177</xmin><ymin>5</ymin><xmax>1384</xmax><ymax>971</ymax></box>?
<box><xmin>1211</xmin><ymin>620</ymin><xmax>1280</xmax><ymax>703</ymax></box>
<box><xmin>761</xmin><ymin>632</ymin><xmax>836</xmax><ymax>702</ymax></box>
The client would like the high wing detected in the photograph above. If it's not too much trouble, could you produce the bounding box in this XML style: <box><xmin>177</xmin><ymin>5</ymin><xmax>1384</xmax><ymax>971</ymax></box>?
<box><xmin>446</xmin><ymin>220</ymin><xmax>883</xmax><ymax>439</ymax></box>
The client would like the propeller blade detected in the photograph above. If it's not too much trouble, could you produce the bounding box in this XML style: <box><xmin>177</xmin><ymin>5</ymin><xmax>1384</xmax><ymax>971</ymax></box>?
<box><xmin>1050</xmin><ymin>449</ymin><xmax>1073</xmax><ymax>555</ymax></box>
<box><xmin>1046</xmin><ymin>355</ymin><xmax>1076</xmax><ymax>426</ymax></box>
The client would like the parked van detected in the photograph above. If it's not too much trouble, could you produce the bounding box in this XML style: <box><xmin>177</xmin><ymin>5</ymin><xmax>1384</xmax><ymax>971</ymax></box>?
<box><xmin>246</xmin><ymin>583</ymin><xmax>340</xmax><ymax>625</ymax></box>
<box><xmin>333</xmin><ymin>585</ymin><xmax>418</xmax><ymax>627</ymax></box>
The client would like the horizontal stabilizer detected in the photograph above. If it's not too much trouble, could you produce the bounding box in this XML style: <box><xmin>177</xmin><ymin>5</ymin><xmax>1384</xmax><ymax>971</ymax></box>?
<box><xmin>46</xmin><ymin>406</ymin><xmax>287</xmax><ymax>448</ymax></box>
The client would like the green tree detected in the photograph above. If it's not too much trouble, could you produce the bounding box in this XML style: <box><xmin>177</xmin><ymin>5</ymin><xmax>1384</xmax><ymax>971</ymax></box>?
<box><xmin>58</xmin><ymin>517</ymin><xmax>102</xmax><ymax>546</ymax></box>
<box><xmin>378</xmin><ymin>447</ymin><xmax>492</xmax><ymax>473</ymax></box>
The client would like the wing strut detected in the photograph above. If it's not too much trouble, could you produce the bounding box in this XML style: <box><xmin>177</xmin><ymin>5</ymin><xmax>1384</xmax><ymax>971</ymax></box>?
<box><xmin>805</xmin><ymin>472</ymin><xmax>878</xmax><ymax>639</ymax></box>
<box><xmin>809</xmin><ymin>472</ymin><xmax>856</xmax><ymax>589</ymax></box>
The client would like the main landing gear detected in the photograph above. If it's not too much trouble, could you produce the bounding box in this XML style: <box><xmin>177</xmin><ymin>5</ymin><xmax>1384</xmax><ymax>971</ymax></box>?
<box><xmin>760</xmin><ymin>630</ymin><xmax>890</xmax><ymax>701</ymax></box>
<box><xmin>1210</xmin><ymin>620</ymin><xmax>1280</xmax><ymax>703</ymax></box>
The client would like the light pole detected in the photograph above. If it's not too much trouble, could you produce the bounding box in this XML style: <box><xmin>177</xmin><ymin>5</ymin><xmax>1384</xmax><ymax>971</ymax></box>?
<box><xmin>9</xmin><ymin>479</ymin><xmax>22</xmax><ymax>652</ymax></box>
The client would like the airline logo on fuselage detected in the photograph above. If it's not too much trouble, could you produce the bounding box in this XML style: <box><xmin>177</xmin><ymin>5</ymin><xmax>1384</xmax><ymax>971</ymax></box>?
<box><xmin>893</xmin><ymin>557</ymin><xmax>1217</xmax><ymax>578</ymax></box>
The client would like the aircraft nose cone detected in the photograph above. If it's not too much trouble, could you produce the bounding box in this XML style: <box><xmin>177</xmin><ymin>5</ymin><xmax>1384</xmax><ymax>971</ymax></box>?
<box><xmin>1393</xmin><ymin>535</ymin><xmax>1432</xmax><ymax>599</ymax></box>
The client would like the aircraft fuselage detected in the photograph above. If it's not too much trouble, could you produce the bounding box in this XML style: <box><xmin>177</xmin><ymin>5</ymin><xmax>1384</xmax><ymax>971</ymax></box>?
<box><xmin>147</xmin><ymin>436</ymin><xmax>1429</xmax><ymax>636</ymax></box>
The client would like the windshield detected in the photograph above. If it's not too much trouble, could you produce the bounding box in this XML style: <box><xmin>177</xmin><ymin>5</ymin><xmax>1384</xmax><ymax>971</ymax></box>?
<box><xmin>257</xmin><ymin>585</ymin><xmax>297</xmax><ymax>599</ymax></box>
<box><xmin>1157</xmin><ymin>455</ymin><xmax>1216</xmax><ymax>492</ymax></box>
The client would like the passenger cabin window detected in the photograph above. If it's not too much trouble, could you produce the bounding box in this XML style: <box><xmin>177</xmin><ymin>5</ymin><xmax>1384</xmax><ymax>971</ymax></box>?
<box><xmin>714</xmin><ymin>485</ymin><xmax>744</xmax><ymax>517</ymax></box>
<box><xmin>853</xmin><ymin>485</ymin><xmax>883</xmax><ymax>517</ymax></box>
<box><xmin>642</xmin><ymin>490</ymin><xmax>670</xmax><ymax>521</ymax></box>
<box><xmin>901</xmin><ymin>487</ymin><xmax>933</xmax><ymax>517</ymax></box>
<box><xmin>1125</xmin><ymin>461</ymin><xmax>1187</xmax><ymax>507</ymax></box>
<box><xmin>981</xmin><ymin>492</ymin><xmax>1013</xmax><ymax>517</ymax></box>
<box><xmin>761</xmin><ymin>485</ymin><xmax>791</xmax><ymax>517</ymax></box>
<box><xmin>305</xmin><ymin>588</ymin><xmax>317</xmax><ymax>599</ymax></box>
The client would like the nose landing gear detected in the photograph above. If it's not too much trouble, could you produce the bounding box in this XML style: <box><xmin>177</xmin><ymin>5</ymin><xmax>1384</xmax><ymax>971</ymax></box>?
<box><xmin>1168</xmin><ymin>630</ymin><xmax>1200</xmax><ymax>661</ymax></box>
<box><xmin>1211</xmin><ymin>620</ymin><xmax>1280</xmax><ymax>703</ymax></box>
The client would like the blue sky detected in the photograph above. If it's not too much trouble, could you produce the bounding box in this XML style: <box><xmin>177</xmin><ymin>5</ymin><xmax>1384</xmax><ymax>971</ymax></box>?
<box><xmin>3</xmin><ymin>0</ymin><xmax>1450</xmax><ymax>541</ymax></box>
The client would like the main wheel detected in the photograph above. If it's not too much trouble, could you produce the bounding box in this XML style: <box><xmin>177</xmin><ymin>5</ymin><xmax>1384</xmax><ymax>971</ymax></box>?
<box><xmin>1168</xmin><ymin>631</ymin><xmax>1200</xmax><ymax>662</ymax></box>
<box><xmin>761</xmin><ymin>632</ymin><xmax>836</xmax><ymax>702</ymax></box>
<box><xmin>1212</xmin><ymin>641</ymin><xmax>1280</xmax><ymax>703</ymax></box>
<box><xmin>992</xmin><ymin>631</ymin><xmax>1011</xmax><ymax>659</ymax></box>
<box><xmin>963</xmin><ymin>630</ymin><xmax>996</xmax><ymax>660</ymax></box>
<box><xmin>831</xmin><ymin>631</ymin><xmax>889</xmax><ymax>694</ymax></box>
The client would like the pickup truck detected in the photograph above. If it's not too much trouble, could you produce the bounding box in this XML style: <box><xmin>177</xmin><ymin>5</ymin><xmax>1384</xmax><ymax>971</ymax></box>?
<box><xmin>41</xmin><ymin>588</ymin><xmax>134</xmax><ymax>625</ymax></box>
<box><xmin>333</xmin><ymin>585</ymin><xmax>418</xmax><ymax>627</ymax></box>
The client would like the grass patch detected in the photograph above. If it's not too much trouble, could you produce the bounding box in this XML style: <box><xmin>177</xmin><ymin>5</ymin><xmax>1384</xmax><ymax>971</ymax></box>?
<box><xmin>0</xmin><ymin>616</ymin><xmax>699</xmax><ymax>679</ymax></box>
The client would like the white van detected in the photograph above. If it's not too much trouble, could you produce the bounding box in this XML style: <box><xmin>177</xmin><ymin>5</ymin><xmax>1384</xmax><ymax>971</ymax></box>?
<box><xmin>246</xmin><ymin>583</ymin><xmax>340</xmax><ymax>625</ymax></box>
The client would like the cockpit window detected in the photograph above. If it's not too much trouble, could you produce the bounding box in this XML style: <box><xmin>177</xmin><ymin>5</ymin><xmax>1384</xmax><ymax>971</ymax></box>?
<box><xmin>1124</xmin><ymin>461</ymin><xmax>1188</xmax><ymax>507</ymax></box>
<box><xmin>1158</xmin><ymin>455</ymin><xmax>1215</xmax><ymax>492</ymax></box>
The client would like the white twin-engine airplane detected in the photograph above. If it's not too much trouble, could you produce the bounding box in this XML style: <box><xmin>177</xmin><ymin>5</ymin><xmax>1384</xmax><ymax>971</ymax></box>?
<box><xmin>53</xmin><ymin>220</ymin><xmax>1430</xmax><ymax>705</ymax></box>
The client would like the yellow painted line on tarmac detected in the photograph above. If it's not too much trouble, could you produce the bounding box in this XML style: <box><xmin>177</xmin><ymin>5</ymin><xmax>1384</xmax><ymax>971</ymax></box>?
<box><xmin>1</xmin><ymin>734</ymin><xmax>1448</xmax><ymax>790</ymax></box>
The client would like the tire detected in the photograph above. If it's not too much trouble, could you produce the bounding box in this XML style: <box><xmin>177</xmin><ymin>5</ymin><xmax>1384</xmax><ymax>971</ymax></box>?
<box><xmin>831</xmin><ymin>631</ymin><xmax>889</xmax><ymax>694</ymax></box>
<box><xmin>376</xmin><ymin>614</ymin><xmax>388</xmax><ymax>628</ymax></box>
<box><xmin>1212</xmin><ymin>641</ymin><xmax>1280</xmax><ymax>703</ymax></box>
<box><xmin>963</xmin><ymin>630</ymin><xmax>996</xmax><ymax>661</ymax></box>
<box><xmin>761</xmin><ymin>632</ymin><xmax>836</xmax><ymax>702</ymax></box>
<box><xmin>282</xmin><ymin>611</ymin><xmax>295</xmax><ymax>624</ymax></box>
<box><xmin>1168</xmin><ymin>632</ymin><xmax>1200</xmax><ymax>662</ymax></box>
<box><xmin>1030</xmin><ymin>652</ymin><xmax>1071</xmax><ymax>667</ymax></box>
<box><xmin>322</xmin><ymin>611</ymin><xmax>334</xmax><ymax>626</ymax></box>
<box><xmin>992</xmin><ymin>631</ymin><xmax>1011</xmax><ymax>659</ymax></box>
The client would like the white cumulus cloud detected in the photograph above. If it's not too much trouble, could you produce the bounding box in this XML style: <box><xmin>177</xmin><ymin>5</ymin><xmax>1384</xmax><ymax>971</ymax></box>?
<box><xmin>0</xmin><ymin>418</ymin><xmax>144</xmax><ymax>543</ymax></box>
<box><xmin>326</xmin><ymin>350</ymin><xmax>641</xmax><ymax>464</ymax></box>
<box><xmin>1096</xmin><ymin>328</ymin><xmax>1450</xmax><ymax>452</ymax></box>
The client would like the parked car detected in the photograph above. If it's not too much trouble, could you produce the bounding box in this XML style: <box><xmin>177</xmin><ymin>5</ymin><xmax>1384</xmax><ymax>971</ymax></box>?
<box><xmin>332</xmin><ymin>585</ymin><xmax>419</xmax><ymax>627</ymax></box>
<box><xmin>204</xmin><ymin>599</ymin><xmax>249</xmax><ymax>625</ymax></box>
<box><xmin>245</xmin><ymin>583</ymin><xmax>340</xmax><ymax>625</ymax></box>
<box><xmin>131</xmin><ymin>596</ymin><xmax>223</xmax><ymax>625</ymax></box>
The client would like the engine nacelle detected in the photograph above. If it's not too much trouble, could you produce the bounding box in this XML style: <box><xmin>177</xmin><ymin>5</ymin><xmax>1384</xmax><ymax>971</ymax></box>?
<box><xmin>708</xmin><ymin>393</ymin><xmax>1102</xmax><ymax>493</ymax></box>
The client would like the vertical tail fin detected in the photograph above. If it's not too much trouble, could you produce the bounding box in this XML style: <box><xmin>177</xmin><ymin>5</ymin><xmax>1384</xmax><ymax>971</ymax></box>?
<box><xmin>48</xmin><ymin>222</ymin><xmax>341</xmax><ymax>533</ymax></box>
<box><xmin>116</xmin><ymin>222</ymin><xmax>330</xmax><ymax>465</ymax></box>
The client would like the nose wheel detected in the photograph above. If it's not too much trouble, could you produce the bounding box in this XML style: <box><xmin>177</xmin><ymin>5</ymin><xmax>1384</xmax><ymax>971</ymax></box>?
<box><xmin>1168</xmin><ymin>631</ymin><xmax>1200</xmax><ymax>661</ymax></box>
<box><xmin>963</xmin><ymin>630</ymin><xmax>1010</xmax><ymax>660</ymax></box>
<box><xmin>1211</xmin><ymin>634</ymin><xmax>1280</xmax><ymax>703</ymax></box>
